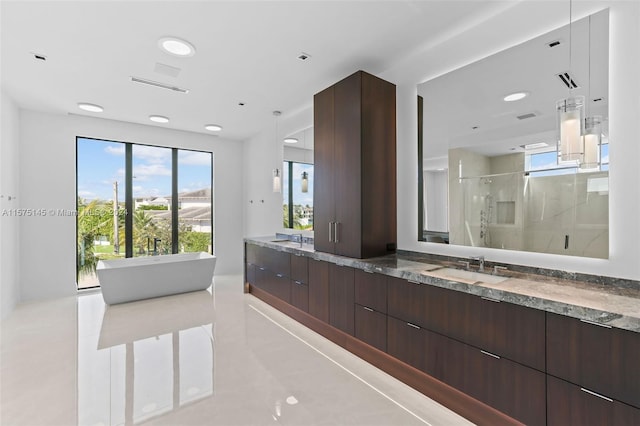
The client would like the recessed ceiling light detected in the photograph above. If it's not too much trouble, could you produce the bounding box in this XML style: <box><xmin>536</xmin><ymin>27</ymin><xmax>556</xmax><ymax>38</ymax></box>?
<box><xmin>158</xmin><ymin>36</ymin><xmax>196</xmax><ymax>57</ymax></box>
<box><xmin>283</xmin><ymin>138</ymin><xmax>298</xmax><ymax>144</ymax></box>
<box><xmin>503</xmin><ymin>92</ymin><xmax>529</xmax><ymax>102</ymax></box>
<box><xmin>149</xmin><ymin>115</ymin><xmax>169</xmax><ymax>123</ymax></box>
<box><xmin>205</xmin><ymin>124</ymin><xmax>222</xmax><ymax>132</ymax></box>
<box><xmin>77</xmin><ymin>103</ymin><xmax>104</xmax><ymax>113</ymax></box>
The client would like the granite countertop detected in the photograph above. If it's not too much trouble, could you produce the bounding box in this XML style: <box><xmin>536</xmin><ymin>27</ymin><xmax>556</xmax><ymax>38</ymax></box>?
<box><xmin>245</xmin><ymin>237</ymin><xmax>640</xmax><ymax>333</ymax></box>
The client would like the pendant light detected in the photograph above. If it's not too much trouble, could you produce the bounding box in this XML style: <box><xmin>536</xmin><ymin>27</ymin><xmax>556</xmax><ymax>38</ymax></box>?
<box><xmin>272</xmin><ymin>111</ymin><xmax>282</xmax><ymax>193</ymax></box>
<box><xmin>557</xmin><ymin>0</ymin><xmax>584</xmax><ymax>165</ymax></box>
<box><xmin>581</xmin><ymin>15</ymin><xmax>601</xmax><ymax>170</ymax></box>
<box><xmin>301</xmin><ymin>171</ymin><xmax>309</xmax><ymax>193</ymax></box>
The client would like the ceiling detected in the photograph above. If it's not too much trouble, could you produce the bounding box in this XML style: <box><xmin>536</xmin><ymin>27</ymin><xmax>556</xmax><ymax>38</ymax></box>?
<box><xmin>419</xmin><ymin>8</ymin><xmax>609</xmax><ymax>161</ymax></box>
<box><xmin>1</xmin><ymin>0</ymin><xmax>500</xmax><ymax>142</ymax></box>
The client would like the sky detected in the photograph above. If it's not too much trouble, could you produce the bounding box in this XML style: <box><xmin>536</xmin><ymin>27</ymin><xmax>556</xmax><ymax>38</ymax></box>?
<box><xmin>77</xmin><ymin>138</ymin><xmax>212</xmax><ymax>202</ymax></box>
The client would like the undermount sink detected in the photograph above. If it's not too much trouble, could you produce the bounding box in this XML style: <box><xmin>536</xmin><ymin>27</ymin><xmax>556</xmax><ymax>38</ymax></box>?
<box><xmin>270</xmin><ymin>239</ymin><xmax>291</xmax><ymax>243</ymax></box>
<box><xmin>425</xmin><ymin>267</ymin><xmax>509</xmax><ymax>285</ymax></box>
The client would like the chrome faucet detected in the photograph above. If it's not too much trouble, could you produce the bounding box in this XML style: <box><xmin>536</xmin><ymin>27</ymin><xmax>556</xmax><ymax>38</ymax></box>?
<box><xmin>470</xmin><ymin>256</ymin><xmax>485</xmax><ymax>272</ymax></box>
<box><xmin>295</xmin><ymin>233</ymin><xmax>303</xmax><ymax>247</ymax></box>
<box><xmin>153</xmin><ymin>238</ymin><xmax>162</xmax><ymax>256</ymax></box>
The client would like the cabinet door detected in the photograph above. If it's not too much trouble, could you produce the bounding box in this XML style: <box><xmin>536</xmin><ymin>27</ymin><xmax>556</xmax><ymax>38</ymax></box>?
<box><xmin>547</xmin><ymin>375</ymin><xmax>615</xmax><ymax>426</ymax></box>
<box><xmin>313</xmin><ymin>86</ymin><xmax>335</xmax><ymax>254</ymax></box>
<box><xmin>354</xmin><ymin>270</ymin><xmax>387</xmax><ymax>313</ymax></box>
<box><xmin>333</xmin><ymin>72</ymin><xmax>362</xmax><ymax>258</ymax></box>
<box><xmin>548</xmin><ymin>313</ymin><xmax>640</xmax><ymax>409</ymax></box>
<box><xmin>246</xmin><ymin>263</ymin><xmax>255</xmax><ymax>287</ymax></box>
<box><xmin>387</xmin><ymin>316</ymin><xmax>427</xmax><ymax>372</ymax></box>
<box><xmin>270</xmin><ymin>272</ymin><xmax>291</xmax><ymax>304</ymax></box>
<box><xmin>458</xmin><ymin>343</ymin><xmax>546</xmax><ymax>426</ymax></box>
<box><xmin>308</xmin><ymin>259</ymin><xmax>329</xmax><ymax>323</ymax></box>
<box><xmin>290</xmin><ymin>254</ymin><xmax>308</xmax><ymax>283</ymax></box>
<box><xmin>460</xmin><ymin>295</ymin><xmax>545</xmax><ymax>371</ymax></box>
<box><xmin>291</xmin><ymin>280</ymin><xmax>309</xmax><ymax>312</ymax></box>
<box><xmin>329</xmin><ymin>264</ymin><xmax>355</xmax><ymax>335</ymax></box>
<box><xmin>387</xmin><ymin>277</ymin><xmax>427</xmax><ymax>327</ymax></box>
<box><xmin>354</xmin><ymin>304</ymin><xmax>387</xmax><ymax>352</ymax></box>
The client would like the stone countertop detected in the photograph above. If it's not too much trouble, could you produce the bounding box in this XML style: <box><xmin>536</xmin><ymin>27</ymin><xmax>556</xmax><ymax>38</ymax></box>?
<box><xmin>244</xmin><ymin>237</ymin><xmax>640</xmax><ymax>333</ymax></box>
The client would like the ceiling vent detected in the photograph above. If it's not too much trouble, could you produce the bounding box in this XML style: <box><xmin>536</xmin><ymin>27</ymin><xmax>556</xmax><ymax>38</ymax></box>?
<box><xmin>556</xmin><ymin>72</ymin><xmax>580</xmax><ymax>89</ymax></box>
<box><xmin>130</xmin><ymin>76</ymin><xmax>189</xmax><ymax>93</ymax></box>
<box><xmin>516</xmin><ymin>112</ymin><xmax>538</xmax><ymax>120</ymax></box>
<box><xmin>154</xmin><ymin>62</ymin><xmax>181</xmax><ymax>78</ymax></box>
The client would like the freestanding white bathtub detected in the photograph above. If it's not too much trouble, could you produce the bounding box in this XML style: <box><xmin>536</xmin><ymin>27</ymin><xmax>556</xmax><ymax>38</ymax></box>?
<box><xmin>97</xmin><ymin>252</ymin><xmax>216</xmax><ymax>305</ymax></box>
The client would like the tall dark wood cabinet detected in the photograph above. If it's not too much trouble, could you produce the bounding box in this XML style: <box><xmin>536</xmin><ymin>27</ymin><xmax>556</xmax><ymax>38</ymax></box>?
<box><xmin>313</xmin><ymin>70</ymin><xmax>396</xmax><ymax>258</ymax></box>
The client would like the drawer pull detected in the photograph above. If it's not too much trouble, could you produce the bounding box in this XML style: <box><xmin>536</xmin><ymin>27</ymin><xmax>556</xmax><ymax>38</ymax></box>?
<box><xmin>259</xmin><ymin>267</ymin><xmax>266</xmax><ymax>271</ymax></box>
<box><xmin>276</xmin><ymin>273</ymin><xmax>284</xmax><ymax>278</ymax></box>
<box><xmin>294</xmin><ymin>280</ymin><xmax>304</xmax><ymax>285</ymax></box>
<box><xmin>407</xmin><ymin>280</ymin><xmax>420</xmax><ymax>285</ymax></box>
<box><xmin>406</xmin><ymin>322</ymin><xmax>421</xmax><ymax>330</ymax></box>
<box><xmin>362</xmin><ymin>306</ymin><xmax>374</xmax><ymax>312</ymax></box>
<box><xmin>481</xmin><ymin>296</ymin><xmax>501</xmax><ymax>303</ymax></box>
<box><xmin>580</xmin><ymin>319</ymin><xmax>612</xmax><ymax>329</ymax></box>
<box><xmin>481</xmin><ymin>350</ymin><xmax>501</xmax><ymax>359</ymax></box>
<box><xmin>580</xmin><ymin>388</ymin><xmax>613</xmax><ymax>402</ymax></box>
<box><xmin>364</xmin><ymin>270</ymin><xmax>374</xmax><ymax>274</ymax></box>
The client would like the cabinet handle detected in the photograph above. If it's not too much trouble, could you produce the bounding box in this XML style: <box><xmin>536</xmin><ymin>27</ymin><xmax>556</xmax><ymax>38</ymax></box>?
<box><xmin>480</xmin><ymin>350</ymin><xmax>501</xmax><ymax>359</ymax></box>
<box><xmin>276</xmin><ymin>273</ymin><xmax>284</xmax><ymax>278</ymax></box>
<box><xmin>259</xmin><ymin>267</ymin><xmax>266</xmax><ymax>271</ymax></box>
<box><xmin>481</xmin><ymin>296</ymin><xmax>501</xmax><ymax>303</ymax></box>
<box><xmin>364</xmin><ymin>269</ymin><xmax>375</xmax><ymax>274</ymax></box>
<box><xmin>580</xmin><ymin>388</ymin><xmax>613</xmax><ymax>402</ymax></box>
<box><xmin>407</xmin><ymin>280</ymin><xmax>420</xmax><ymax>285</ymax></box>
<box><xmin>294</xmin><ymin>280</ymin><xmax>304</xmax><ymax>285</ymax></box>
<box><xmin>334</xmin><ymin>222</ymin><xmax>339</xmax><ymax>243</ymax></box>
<box><xmin>362</xmin><ymin>306</ymin><xmax>374</xmax><ymax>312</ymax></box>
<box><xmin>406</xmin><ymin>322</ymin><xmax>421</xmax><ymax>330</ymax></box>
<box><xmin>580</xmin><ymin>319</ymin><xmax>612</xmax><ymax>329</ymax></box>
<box><xmin>328</xmin><ymin>222</ymin><xmax>334</xmax><ymax>242</ymax></box>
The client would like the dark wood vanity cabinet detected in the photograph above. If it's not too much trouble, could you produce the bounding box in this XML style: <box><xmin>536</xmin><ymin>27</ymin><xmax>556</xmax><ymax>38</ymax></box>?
<box><xmin>547</xmin><ymin>312</ymin><xmax>640</xmax><ymax>409</ymax></box>
<box><xmin>245</xmin><ymin>244</ymin><xmax>291</xmax><ymax>303</ymax></box>
<box><xmin>245</xmin><ymin>243</ymin><xmax>640</xmax><ymax>426</ymax></box>
<box><xmin>290</xmin><ymin>254</ymin><xmax>309</xmax><ymax>312</ymax></box>
<box><xmin>313</xmin><ymin>70</ymin><xmax>396</xmax><ymax>259</ymax></box>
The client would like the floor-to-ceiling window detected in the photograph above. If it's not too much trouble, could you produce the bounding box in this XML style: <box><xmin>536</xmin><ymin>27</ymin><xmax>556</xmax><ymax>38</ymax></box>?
<box><xmin>76</xmin><ymin>137</ymin><xmax>213</xmax><ymax>289</ymax></box>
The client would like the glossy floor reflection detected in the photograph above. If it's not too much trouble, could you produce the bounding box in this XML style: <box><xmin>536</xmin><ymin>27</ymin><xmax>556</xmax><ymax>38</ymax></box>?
<box><xmin>1</xmin><ymin>275</ymin><xmax>472</xmax><ymax>425</ymax></box>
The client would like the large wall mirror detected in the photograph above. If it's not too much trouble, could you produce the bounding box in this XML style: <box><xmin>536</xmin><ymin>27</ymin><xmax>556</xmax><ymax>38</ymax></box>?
<box><xmin>418</xmin><ymin>9</ymin><xmax>609</xmax><ymax>259</ymax></box>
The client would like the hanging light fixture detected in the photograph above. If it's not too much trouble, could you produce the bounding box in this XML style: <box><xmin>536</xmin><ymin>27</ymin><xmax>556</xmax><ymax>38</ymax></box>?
<box><xmin>301</xmin><ymin>171</ymin><xmax>308</xmax><ymax>193</ymax></box>
<box><xmin>272</xmin><ymin>111</ymin><xmax>282</xmax><ymax>193</ymax></box>
<box><xmin>557</xmin><ymin>0</ymin><xmax>584</xmax><ymax>165</ymax></box>
<box><xmin>582</xmin><ymin>116</ymin><xmax>602</xmax><ymax>168</ymax></box>
<box><xmin>581</xmin><ymin>15</ymin><xmax>601</xmax><ymax>170</ymax></box>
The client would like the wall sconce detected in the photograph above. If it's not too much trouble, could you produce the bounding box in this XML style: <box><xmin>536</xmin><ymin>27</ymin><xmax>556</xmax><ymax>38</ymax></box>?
<box><xmin>272</xmin><ymin>111</ymin><xmax>282</xmax><ymax>193</ymax></box>
<box><xmin>272</xmin><ymin>168</ymin><xmax>281</xmax><ymax>193</ymax></box>
<box><xmin>301</xmin><ymin>171</ymin><xmax>308</xmax><ymax>193</ymax></box>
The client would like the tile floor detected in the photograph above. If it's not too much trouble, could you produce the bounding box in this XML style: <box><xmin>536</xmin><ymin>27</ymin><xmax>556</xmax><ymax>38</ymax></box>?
<box><xmin>1</xmin><ymin>275</ymin><xmax>473</xmax><ymax>426</ymax></box>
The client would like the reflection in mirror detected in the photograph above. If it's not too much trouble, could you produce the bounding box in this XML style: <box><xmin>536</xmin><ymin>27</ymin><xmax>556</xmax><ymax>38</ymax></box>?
<box><xmin>418</xmin><ymin>9</ymin><xmax>609</xmax><ymax>259</ymax></box>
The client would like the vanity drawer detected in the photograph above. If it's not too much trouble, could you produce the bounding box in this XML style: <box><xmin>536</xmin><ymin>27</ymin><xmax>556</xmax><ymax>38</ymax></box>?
<box><xmin>354</xmin><ymin>269</ymin><xmax>387</xmax><ymax>313</ymax></box>
<box><xmin>547</xmin><ymin>312</ymin><xmax>640</xmax><ymax>408</ymax></box>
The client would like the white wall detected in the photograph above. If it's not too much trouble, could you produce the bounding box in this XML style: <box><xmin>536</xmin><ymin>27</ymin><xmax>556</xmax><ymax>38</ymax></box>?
<box><xmin>18</xmin><ymin>111</ymin><xmax>244</xmax><ymax>302</ymax></box>
<box><xmin>247</xmin><ymin>1</ymin><xmax>640</xmax><ymax>281</ymax></box>
<box><xmin>1</xmin><ymin>93</ymin><xmax>21</xmax><ymax>319</ymax></box>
